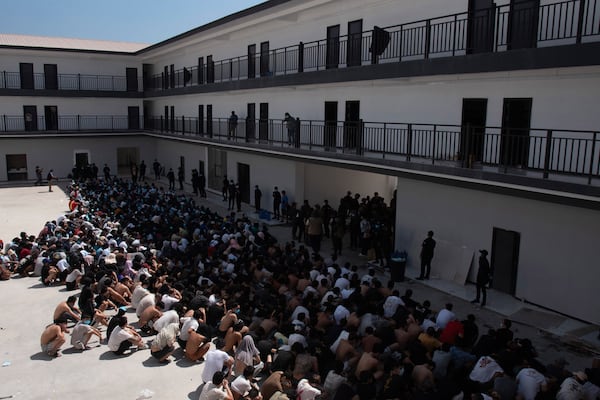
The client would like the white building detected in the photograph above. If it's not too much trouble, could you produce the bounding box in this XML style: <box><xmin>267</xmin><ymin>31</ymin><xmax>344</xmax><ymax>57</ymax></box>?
<box><xmin>1</xmin><ymin>0</ymin><xmax>599</xmax><ymax>324</ymax></box>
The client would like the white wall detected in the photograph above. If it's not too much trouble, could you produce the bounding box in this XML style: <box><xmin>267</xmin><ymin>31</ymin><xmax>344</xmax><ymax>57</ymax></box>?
<box><xmin>394</xmin><ymin>175</ymin><xmax>600</xmax><ymax>325</ymax></box>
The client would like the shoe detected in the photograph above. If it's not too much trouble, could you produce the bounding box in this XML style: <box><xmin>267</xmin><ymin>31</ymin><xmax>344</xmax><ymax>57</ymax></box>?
<box><xmin>470</xmin><ymin>299</ymin><xmax>479</xmax><ymax>304</ymax></box>
<box><xmin>416</xmin><ymin>277</ymin><xmax>424</xmax><ymax>281</ymax></box>
<box><xmin>75</xmin><ymin>340</ymin><xmax>85</xmax><ymax>350</ymax></box>
<box><xmin>481</xmin><ymin>303</ymin><xmax>486</xmax><ymax>307</ymax></box>
<box><xmin>359</xmin><ymin>253</ymin><xmax>366</xmax><ymax>257</ymax></box>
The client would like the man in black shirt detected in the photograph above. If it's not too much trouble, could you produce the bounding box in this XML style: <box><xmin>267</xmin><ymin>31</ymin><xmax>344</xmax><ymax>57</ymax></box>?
<box><xmin>417</xmin><ymin>230</ymin><xmax>436</xmax><ymax>280</ymax></box>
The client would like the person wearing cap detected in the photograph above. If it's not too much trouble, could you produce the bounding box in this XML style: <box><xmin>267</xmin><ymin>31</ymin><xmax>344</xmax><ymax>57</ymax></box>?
<box><xmin>471</xmin><ymin>249</ymin><xmax>492</xmax><ymax>307</ymax></box>
<box><xmin>199</xmin><ymin>371</ymin><xmax>234</xmax><ymax>400</ymax></box>
<box><xmin>556</xmin><ymin>371</ymin><xmax>587</xmax><ymax>400</ymax></box>
<box><xmin>40</xmin><ymin>318</ymin><xmax>68</xmax><ymax>357</ymax></box>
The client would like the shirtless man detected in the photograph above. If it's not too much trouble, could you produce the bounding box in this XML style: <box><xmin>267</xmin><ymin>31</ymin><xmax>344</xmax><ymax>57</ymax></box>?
<box><xmin>53</xmin><ymin>296</ymin><xmax>81</xmax><ymax>323</ymax></box>
<box><xmin>355</xmin><ymin>342</ymin><xmax>385</xmax><ymax>381</ymax></box>
<box><xmin>218</xmin><ymin>302</ymin><xmax>240</xmax><ymax>338</ymax></box>
<box><xmin>223</xmin><ymin>320</ymin><xmax>246</xmax><ymax>354</ymax></box>
<box><xmin>40</xmin><ymin>318</ymin><xmax>68</xmax><ymax>357</ymax></box>
<box><xmin>185</xmin><ymin>328</ymin><xmax>210</xmax><ymax>362</ymax></box>
<box><xmin>138</xmin><ymin>301</ymin><xmax>163</xmax><ymax>333</ymax></box>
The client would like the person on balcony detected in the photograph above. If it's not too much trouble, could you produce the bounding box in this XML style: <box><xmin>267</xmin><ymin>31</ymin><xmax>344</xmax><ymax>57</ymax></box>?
<box><xmin>284</xmin><ymin>112</ymin><xmax>296</xmax><ymax>146</ymax></box>
<box><xmin>228</xmin><ymin>111</ymin><xmax>238</xmax><ymax>140</ymax></box>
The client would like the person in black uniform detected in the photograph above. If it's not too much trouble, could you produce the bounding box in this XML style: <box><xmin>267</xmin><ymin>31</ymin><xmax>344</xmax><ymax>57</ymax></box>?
<box><xmin>272</xmin><ymin>187</ymin><xmax>281</xmax><ymax>220</ymax></box>
<box><xmin>471</xmin><ymin>249</ymin><xmax>492</xmax><ymax>306</ymax></box>
<box><xmin>254</xmin><ymin>185</ymin><xmax>262</xmax><ymax>213</ymax></box>
<box><xmin>417</xmin><ymin>230</ymin><xmax>436</xmax><ymax>280</ymax></box>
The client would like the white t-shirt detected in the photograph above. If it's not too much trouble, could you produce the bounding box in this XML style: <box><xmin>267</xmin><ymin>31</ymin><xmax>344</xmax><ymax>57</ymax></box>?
<box><xmin>291</xmin><ymin>305</ymin><xmax>310</xmax><ymax>322</ymax></box>
<box><xmin>323</xmin><ymin>370</ymin><xmax>346</xmax><ymax>396</ymax></box>
<box><xmin>333</xmin><ymin>305</ymin><xmax>350</xmax><ymax>325</ymax></box>
<box><xmin>198</xmin><ymin>382</ymin><xmax>227</xmax><ymax>400</ymax></box>
<box><xmin>201</xmin><ymin>349</ymin><xmax>231</xmax><ymax>383</ymax></box>
<box><xmin>70</xmin><ymin>322</ymin><xmax>93</xmax><ymax>347</ymax></box>
<box><xmin>153</xmin><ymin>310</ymin><xmax>179</xmax><ymax>333</ymax></box>
<box><xmin>230</xmin><ymin>375</ymin><xmax>252</xmax><ymax>397</ymax></box>
<box><xmin>297</xmin><ymin>378</ymin><xmax>322</xmax><ymax>400</ymax></box>
<box><xmin>556</xmin><ymin>377</ymin><xmax>584</xmax><ymax>400</ymax></box>
<box><xmin>131</xmin><ymin>285</ymin><xmax>150</xmax><ymax>308</ymax></box>
<box><xmin>136</xmin><ymin>293</ymin><xmax>155</xmax><ymax>317</ymax></box>
<box><xmin>180</xmin><ymin>317</ymin><xmax>199</xmax><ymax>342</ymax></box>
<box><xmin>516</xmin><ymin>367</ymin><xmax>547</xmax><ymax>400</ymax></box>
<box><xmin>108</xmin><ymin>326</ymin><xmax>133</xmax><ymax>352</ymax></box>
<box><xmin>382</xmin><ymin>295</ymin><xmax>404</xmax><ymax>318</ymax></box>
<box><xmin>469</xmin><ymin>356</ymin><xmax>504</xmax><ymax>383</ymax></box>
<box><xmin>435</xmin><ymin>309</ymin><xmax>456</xmax><ymax>330</ymax></box>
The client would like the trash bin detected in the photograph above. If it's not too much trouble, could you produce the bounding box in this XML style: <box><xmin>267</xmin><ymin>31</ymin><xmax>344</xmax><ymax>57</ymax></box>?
<box><xmin>390</xmin><ymin>251</ymin><xmax>407</xmax><ymax>282</ymax></box>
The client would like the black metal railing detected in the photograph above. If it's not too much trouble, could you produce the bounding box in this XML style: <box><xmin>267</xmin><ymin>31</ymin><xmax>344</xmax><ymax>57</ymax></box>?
<box><xmin>143</xmin><ymin>115</ymin><xmax>600</xmax><ymax>184</ymax></box>
<box><xmin>0</xmin><ymin>72</ymin><xmax>141</xmax><ymax>91</ymax></box>
<box><xmin>146</xmin><ymin>0</ymin><xmax>600</xmax><ymax>90</ymax></box>
<box><xmin>2</xmin><ymin>113</ymin><xmax>599</xmax><ymax>184</ymax></box>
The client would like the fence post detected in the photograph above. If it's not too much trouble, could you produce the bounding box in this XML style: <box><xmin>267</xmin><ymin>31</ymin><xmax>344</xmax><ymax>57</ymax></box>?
<box><xmin>77</xmin><ymin>115</ymin><xmax>80</xmax><ymax>131</ymax></box>
<box><xmin>77</xmin><ymin>74</ymin><xmax>81</xmax><ymax>90</ymax></box>
<box><xmin>407</xmin><ymin>123</ymin><xmax>413</xmax><ymax>161</ymax></box>
<box><xmin>452</xmin><ymin>15</ymin><xmax>458</xmax><ymax>56</ymax></box>
<box><xmin>588</xmin><ymin>132</ymin><xmax>598</xmax><ymax>184</ymax></box>
<box><xmin>298</xmin><ymin>42</ymin><xmax>304</xmax><ymax>73</ymax></box>
<box><xmin>576</xmin><ymin>0</ymin><xmax>587</xmax><ymax>44</ymax></box>
<box><xmin>383</xmin><ymin>123</ymin><xmax>387</xmax><ymax>160</ymax></box>
<box><xmin>432</xmin><ymin>125</ymin><xmax>437</xmax><ymax>165</ymax></box>
<box><xmin>543</xmin><ymin>130</ymin><xmax>553</xmax><ymax>179</ymax></box>
<box><xmin>424</xmin><ymin>20</ymin><xmax>431</xmax><ymax>59</ymax></box>
<box><xmin>182</xmin><ymin>116</ymin><xmax>185</xmax><ymax>135</ymax></box>
<box><xmin>462</xmin><ymin>124</ymin><xmax>471</xmax><ymax>168</ymax></box>
<box><xmin>2</xmin><ymin>71</ymin><xmax>6</xmax><ymax>88</ymax></box>
<box><xmin>357</xmin><ymin>120</ymin><xmax>364</xmax><ymax>156</ymax></box>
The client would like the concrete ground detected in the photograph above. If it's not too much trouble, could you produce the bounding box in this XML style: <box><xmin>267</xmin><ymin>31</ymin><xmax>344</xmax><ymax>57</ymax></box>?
<box><xmin>0</xmin><ymin>179</ymin><xmax>598</xmax><ymax>400</ymax></box>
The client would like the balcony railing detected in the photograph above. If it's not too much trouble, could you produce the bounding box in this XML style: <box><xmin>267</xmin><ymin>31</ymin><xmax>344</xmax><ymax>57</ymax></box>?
<box><xmin>0</xmin><ymin>72</ymin><xmax>141</xmax><ymax>92</ymax></box>
<box><xmin>0</xmin><ymin>114</ymin><xmax>139</xmax><ymax>131</ymax></box>
<box><xmin>144</xmin><ymin>115</ymin><xmax>600</xmax><ymax>185</ymax></box>
<box><xmin>146</xmin><ymin>0</ymin><xmax>600</xmax><ymax>90</ymax></box>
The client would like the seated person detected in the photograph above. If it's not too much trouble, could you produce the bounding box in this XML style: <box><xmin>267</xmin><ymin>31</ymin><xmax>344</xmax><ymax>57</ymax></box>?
<box><xmin>185</xmin><ymin>327</ymin><xmax>210</xmax><ymax>362</ymax></box>
<box><xmin>70</xmin><ymin>320</ymin><xmax>102</xmax><ymax>350</ymax></box>
<box><xmin>53</xmin><ymin>295</ymin><xmax>81</xmax><ymax>323</ymax></box>
<box><xmin>40</xmin><ymin>318</ymin><xmax>68</xmax><ymax>357</ymax></box>
<box><xmin>199</xmin><ymin>371</ymin><xmax>234</xmax><ymax>400</ymax></box>
<box><xmin>150</xmin><ymin>322</ymin><xmax>179</xmax><ymax>364</ymax></box>
<box><xmin>107</xmin><ymin>316</ymin><xmax>146</xmax><ymax>355</ymax></box>
<box><xmin>231</xmin><ymin>366</ymin><xmax>262</xmax><ymax>400</ymax></box>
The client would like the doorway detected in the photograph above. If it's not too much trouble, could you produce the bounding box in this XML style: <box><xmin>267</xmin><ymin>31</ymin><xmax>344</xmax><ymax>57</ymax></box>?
<box><xmin>126</xmin><ymin>68</ymin><xmax>138</xmax><ymax>92</ymax></box>
<box><xmin>44</xmin><ymin>106</ymin><xmax>58</xmax><ymax>131</ymax></box>
<box><xmin>207</xmin><ymin>148</ymin><xmax>227</xmax><ymax>191</ymax></box>
<box><xmin>128</xmin><ymin>106</ymin><xmax>140</xmax><ymax>130</ymax></box>
<box><xmin>20</xmin><ymin>63</ymin><xmax>34</xmax><ymax>89</ymax></box>
<box><xmin>326</xmin><ymin>25</ymin><xmax>340</xmax><ymax>69</ymax></box>
<box><xmin>180</xmin><ymin>156</ymin><xmax>185</xmax><ymax>183</ymax></box>
<box><xmin>259</xmin><ymin>103</ymin><xmax>269</xmax><ymax>142</ymax></box>
<box><xmin>501</xmin><ymin>98</ymin><xmax>532</xmax><ymax>167</ymax></box>
<box><xmin>207</xmin><ymin>105</ymin><xmax>213</xmax><ymax>137</ymax></box>
<box><xmin>344</xmin><ymin>101</ymin><xmax>360</xmax><ymax>150</ymax></box>
<box><xmin>324</xmin><ymin>101</ymin><xmax>338</xmax><ymax>150</ymax></box>
<box><xmin>207</xmin><ymin>55</ymin><xmax>214</xmax><ymax>83</ymax></box>
<box><xmin>461</xmin><ymin>99</ymin><xmax>487</xmax><ymax>163</ymax></box>
<box><xmin>75</xmin><ymin>152</ymin><xmax>90</xmax><ymax>169</ymax></box>
<box><xmin>116</xmin><ymin>147</ymin><xmax>139</xmax><ymax>176</ymax></box>
<box><xmin>198</xmin><ymin>105</ymin><xmax>204</xmax><ymax>135</ymax></box>
<box><xmin>246</xmin><ymin>103</ymin><xmax>256</xmax><ymax>142</ymax></box>
<box><xmin>347</xmin><ymin>20</ymin><xmax>363</xmax><ymax>67</ymax></box>
<box><xmin>23</xmin><ymin>106</ymin><xmax>38</xmax><ymax>131</ymax></box>
<box><xmin>260</xmin><ymin>42</ymin><xmax>270</xmax><ymax>77</ymax></box>
<box><xmin>5</xmin><ymin>154</ymin><xmax>27</xmax><ymax>181</ymax></box>
<box><xmin>237</xmin><ymin>163</ymin><xmax>250</xmax><ymax>204</ymax></box>
<box><xmin>248</xmin><ymin>44</ymin><xmax>256</xmax><ymax>79</ymax></box>
<box><xmin>467</xmin><ymin>0</ymin><xmax>496</xmax><ymax>54</ymax></box>
<box><xmin>508</xmin><ymin>0</ymin><xmax>540</xmax><ymax>50</ymax></box>
<box><xmin>491</xmin><ymin>227</ymin><xmax>520</xmax><ymax>295</ymax></box>
<box><xmin>44</xmin><ymin>64</ymin><xmax>58</xmax><ymax>90</ymax></box>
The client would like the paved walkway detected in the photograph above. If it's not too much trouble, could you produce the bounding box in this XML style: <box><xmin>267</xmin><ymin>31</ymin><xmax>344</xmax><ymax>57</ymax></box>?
<box><xmin>0</xmin><ymin>178</ymin><xmax>598</xmax><ymax>399</ymax></box>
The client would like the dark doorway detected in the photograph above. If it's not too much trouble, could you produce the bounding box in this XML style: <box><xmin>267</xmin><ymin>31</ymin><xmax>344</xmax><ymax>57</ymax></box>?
<box><xmin>347</xmin><ymin>20</ymin><xmax>363</xmax><ymax>67</ymax></box>
<box><xmin>491</xmin><ymin>227</ymin><xmax>520</xmax><ymax>295</ymax></box>
<box><xmin>164</xmin><ymin>105</ymin><xmax>169</xmax><ymax>132</ymax></box>
<box><xmin>180</xmin><ymin>156</ymin><xmax>185</xmax><ymax>183</ymax></box>
<box><xmin>207</xmin><ymin>105</ymin><xmax>213</xmax><ymax>137</ymax></box>
<box><xmin>237</xmin><ymin>163</ymin><xmax>250</xmax><ymax>204</ymax></box>
<box><xmin>259</xmin><ymin>103</ymin><xmax>269</xmax><ymax>142</ymax></box>
<box><xmin>501</xmin><ymin>98</ymin><xmax>532</xmax><ymax>167</ymax></box>
<box><xmin>207</xmin><ymin>55</ymin><xmax>215</xmax><ymax>83</ymax></box>
<box><xmin>128</xmin><ymin>106</ymin><xmax>140</xmax><ymax>130</ymax></box>
<box><xmin>142</xmin><ymin>64</ymin><xmax>152</xmax><ymax>90</ymax></box>
<box><xmin>75</xmin><ymin>152</ymin><xmax>89</xmax><ymax>169</ymax></box>
<box><xmin>6</xmin><ymin>154</ymin><xmax>28</xmax><ymax>181</ymax></box>
<box><xmin>324</xmin><ymin>101</ymin><xmax>338</xmax><ymax>150</ymax></box>
<box><xmin>23</xmin><ymin>105</ymin><xmax>38</xmax><ymax>131</ymax></box>
<box><xmin>20</xmin><ymin>63</ymin><xmax>34</xmax><ymax>89</ymax></box>
<box><xmin>344</xmin><ymin>101</ymin><xmax>360</xmax><ymax>150</ymax></box>
<box><xmin>461</xmin><ymin>99</ymin><xmax>487</xmax><ymax>163</ymax></box>
<box><xmin>163</xmin><ymin>66</ymin><xmax>169</xmax><ymax>89</ymax></box>
<box><xmin>198</xmin><ymin>105</ymin><xmax>204</xmax><ymax>135</ymax></box>
<box><xmin>467</xmin><ymin>0</ymin><xmax>496</xmax><ymax>54</ymax></box>
<box><xmin>326</xmin><ymin>25</ymin><xmax>340</xmax><ymax>69</ymax></box>
<box><xmin>260</xmin><ymin>42</ymin><xmax>270</xmax><ymax>77</ymax></box>
<box><xmin>508</xmin><ymin>0</ymin><xmax>540</xmax><ymax>50</ymax></box>
<box><xmin>199</xmin><ymin>160</ymin><xmax>205</xmax><ymax>177</ymax></box>
<box><xmin>126</xmin><ymin>68</ymin><xmax>138</xmax><ymax>92</ymax></box>
<box><xmin>44</xmin><ymin>106</ymin><xmax>58</xmax><ymax>131</ymax></box>
<box><xmin>198</xmin><ymin>57</ymin><xmax>205</xmax><ymax>85</ymax></box>
<box><xmin>246</xmin><ymin>103</ymin><xmax>256</xmax><ymax>142</ymax></box>
<box><xmin>248</xmin><ymin>44</ymin><xmax>256</xmax><ymax>79</ymax></box>
<box><xmin>170</xmin><ymin>106</ymin><xmax>175</xmax><ymax>132</ymax></box>
<box><xmin>44</xmin><ymin>64</ymin><xmax>58</xmax><ymax>90</ymax></box>
<box><xmin>169</xmin><ymin>64</ymin><xmax>175</xmax><ymax>88</ymax></box>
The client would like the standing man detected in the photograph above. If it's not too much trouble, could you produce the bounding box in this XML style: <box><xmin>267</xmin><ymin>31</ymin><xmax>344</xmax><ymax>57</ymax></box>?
<box><xmin>153</xmin><ymin>159</ymin><xmax>161</xmax><ymax>180</ymax></box>
<box><xmin>235</xmin><ymin>183</ymin><xmax>242</xmax><ymax>212</ymax></box>
<box><xmin>177</xmin><ymin>166</ymin><xmax>184</xmax><ymax>190</ymax></box>
<box><xmin>228</xmin><ymin>111</ymin><xmax>238</xmax><ymax>140</ymax></box>
<box><xmin>199</xmin><ymin>171</ymin><xmax>207</xmax><ymax>198</ymax></box>
<box><xmin>417</xmin><ymin>230</ymin><xmax>436</xmax><ymax>280</ymax></box>
<box><xmin>35</xmin><ymin>166</ymin><xmax>43</xmax><ymax>186</ymax></box>
<box><xmin>280</xmin><ymin>190</ymin><xmax>289</xmax><ymax>222</ymax></box>
<box><xmin>228</xmin><ymin>180</ymin><xmax>237</xmax><ymax>211</ymax></box>
<box><xmin>222</xmin><ymin>175</ymin><xmax>229</xmax><ymax>201</ymax></box>
<box><xmin>103</xmin><ymin>164</ymin><xmax>111</xmax><ymax>182</ymax></box>
<box><xmin>471</xmin><ymin>249</ymin><xmax>492</xmax><ymax>307</ymax></box>
<box><xmin>272</xmin><ymin>186</ymin><xmax>282</xmax><ymax>220</ymax></box>
<box><xmin>167</xmin><ymin>168</ymin><xmax>175</xmax><ymax>190</ymax></box>
<box><xmin>254</xmin><ymin>185</ymin><xmax>262</xmax><ymax>213</ymax></box>
<box><xmin>191</xmin><ymin>169</ymin><xmax>199</xmax><ymax>195</ymax></box>
<box><xmin>47</xmin><ymin>169</ymin><xmax>56</xmax><ymax>192</ymax></box>
<box><xmin>284</xmin><ymin>112</ymin><xmax>296</xmax><ymax>145</ymax></box>
<box><xmin>139</xmin><ymin>160</ymin><xmax>147</xmax><ymax>181</ymax></box>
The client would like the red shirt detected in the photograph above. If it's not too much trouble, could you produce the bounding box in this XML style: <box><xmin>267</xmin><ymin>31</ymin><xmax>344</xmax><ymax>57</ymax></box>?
<box><xmin>439</xmin><ymin>320</ymin><xmax>464</xmax><ymax>345</ymax></box>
